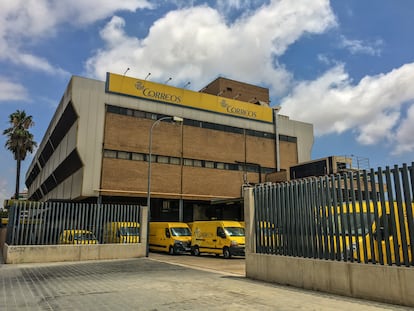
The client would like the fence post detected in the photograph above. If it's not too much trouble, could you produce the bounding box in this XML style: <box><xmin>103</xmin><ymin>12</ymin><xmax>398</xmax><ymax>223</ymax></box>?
<box><xmin>140</xmin><ymin>206</ymin><xmax>148</xmax><ymax>256</ymax></box>
<box><xmin>244</xmin><ymin>187</ymin><xmax>255</xmax><ymax>254</ymax></box>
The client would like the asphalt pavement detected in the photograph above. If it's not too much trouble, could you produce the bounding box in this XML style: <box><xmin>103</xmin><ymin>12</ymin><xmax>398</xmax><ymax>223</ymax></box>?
<box><xmin>0</xmin><ymin>252</ymin><xmax>411</xmax><ymax>310</ymax></box>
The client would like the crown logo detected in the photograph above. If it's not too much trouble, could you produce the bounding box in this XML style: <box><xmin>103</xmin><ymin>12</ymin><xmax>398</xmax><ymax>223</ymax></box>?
<box><xmin>135</xmin><ymin>81</ymin><xmax>145</xmax><ymax>90</ymax></box>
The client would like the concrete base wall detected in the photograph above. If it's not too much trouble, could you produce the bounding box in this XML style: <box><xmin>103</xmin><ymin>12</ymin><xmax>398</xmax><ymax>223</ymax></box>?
<box><xmin>246</xmin><ymin>253</ymin><xmax>414</xmax><ymax>307</ymax></box>
<box><xmin>3</xmin><ymin>243</ymin><xmax>146</xmax><ymax>264</ymax></box>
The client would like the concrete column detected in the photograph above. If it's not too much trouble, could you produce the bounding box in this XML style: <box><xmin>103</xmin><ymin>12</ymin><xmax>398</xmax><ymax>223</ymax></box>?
<box><xmin>243</xmin><ymin>187</ymin><xmax>255</xmax><ymax>254</ymax></box>
<box><xmin>179</xmin><ymin>199</ymin><xmax>184</xmax><ymax>222</ymax></box>
<box><xmin>140</xmin><ymin>206</ymin><xmax>148</xmax><ymax>255</ymax></box>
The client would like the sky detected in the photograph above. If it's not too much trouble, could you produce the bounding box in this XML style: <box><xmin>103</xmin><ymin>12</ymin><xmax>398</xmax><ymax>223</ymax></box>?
<box><xmin>1</xmin><ymin>0</ymin><xmax>414</xmax><ymax>203</ymax></box>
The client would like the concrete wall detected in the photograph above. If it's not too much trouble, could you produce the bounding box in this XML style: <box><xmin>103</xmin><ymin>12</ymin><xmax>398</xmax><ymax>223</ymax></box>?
<box><xmin>246</xmin><ymin>253</ymin><xmax>414</xmax><ymax>307</ymax></box>
<box><xmin>3</xmin><ymin>243</ymin><xmax>146</xmax><ymax>264</ymax></box>
<box><xmin>243</xmin><ymin>187</ymin><xmax>414</xmax><ymax>308</ymax></box>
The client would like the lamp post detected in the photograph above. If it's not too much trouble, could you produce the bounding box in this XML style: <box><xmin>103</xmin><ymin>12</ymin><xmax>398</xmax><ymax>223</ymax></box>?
<box><xmin>146</xmin><ymin>116</ymin><xmax>183</xmax><ymax>257</ymax></box>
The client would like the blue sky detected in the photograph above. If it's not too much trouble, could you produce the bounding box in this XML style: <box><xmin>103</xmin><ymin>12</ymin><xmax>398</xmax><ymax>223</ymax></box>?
<box><xmin>1</xmin><ymin>0</ymin><xmax>414</xmax><ymax>202</ymax></box>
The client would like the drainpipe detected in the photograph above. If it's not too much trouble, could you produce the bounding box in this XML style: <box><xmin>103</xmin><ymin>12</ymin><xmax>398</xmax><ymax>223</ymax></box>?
<box><xmin>273</xmin><ymin>106</ymin><xmax>281</xmax><ymax>172</ymax></box>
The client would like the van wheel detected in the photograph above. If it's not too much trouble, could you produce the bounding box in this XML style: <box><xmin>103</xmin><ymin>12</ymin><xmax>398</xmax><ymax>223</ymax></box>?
<box><xmin>169</xmin><ymin>246</ymin><xmax>175</xmax><ymax>255</ymax></box>
<box><xmin>223</xmin><ymin>247</ymin><xmax>231</xmax><ymax>259</ymax></box>
<box><xmin>192</xmin><ymin>246</ymin><xmax>200</xmax><ymax>256</ymax></box>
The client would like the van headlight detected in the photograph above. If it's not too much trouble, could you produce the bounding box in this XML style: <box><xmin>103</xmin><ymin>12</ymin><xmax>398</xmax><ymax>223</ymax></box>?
<box><xmin>230</xmin><ymin>240</ymin><xmax>239</xmax><ymax>247</ymax></box>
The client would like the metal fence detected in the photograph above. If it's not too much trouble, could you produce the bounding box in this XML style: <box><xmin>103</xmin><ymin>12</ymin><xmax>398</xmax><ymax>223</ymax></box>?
<box><xmin>254</xmin><ymin>163</ymin><xmax>414</xmax><ymax>266</ymax></box>
<box><xmin>6</xmin><ymin>202</ymin><xmax>141</xmax><ymax>245</ymax></box>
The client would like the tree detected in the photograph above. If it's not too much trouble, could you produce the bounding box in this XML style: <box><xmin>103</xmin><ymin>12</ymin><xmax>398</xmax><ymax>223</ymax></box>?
<box><xmin>3</xmin><ymin>110</ymin><xmax>37</xmax><ymax>199</ymax></box>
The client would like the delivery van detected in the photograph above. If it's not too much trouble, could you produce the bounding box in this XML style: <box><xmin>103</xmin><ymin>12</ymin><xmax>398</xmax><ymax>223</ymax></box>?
<box><xmin>353</xmin><ymin>201</ymin><xmax>413</xmax><ymax>264</ymax></box>
<box><xmin>59</xmin><ymin>229</ymin><xmax>98</xmax><ymax>244</ymax></box>
<box><xmin>149</xmin><ymin>222</ymin><xmax>192</xmax><ymax>254</ymax></box>
<box><xmin>319</xmin><ymin>201</ymin><xmax>413</xmax><ymax>264</ymax></box>
<box><xmin>103</xmin><ymin>221</ymin><xmax>140</xmax><ymax>244</ymax></box>
<box><xmin>191</xmin><ymin>220</ymin><xmax>245</xmax><ymax>258</ymax></box>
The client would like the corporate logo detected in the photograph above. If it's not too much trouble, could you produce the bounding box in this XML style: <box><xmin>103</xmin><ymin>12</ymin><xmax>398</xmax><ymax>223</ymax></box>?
<box><xmin>220</xmin><ymin>99</ymin><xmax>257</xmax><ymax>118</ymax></box>
<box><xmin>135</xmin><ymin>81</ymin><xmax>181</xmax><ymax>104</ymax></box>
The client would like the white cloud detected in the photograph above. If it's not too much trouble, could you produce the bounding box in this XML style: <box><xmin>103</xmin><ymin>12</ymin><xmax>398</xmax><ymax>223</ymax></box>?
<box><xmin>215</xmin><ymin>0</ymin><xmax>264</xmax><ymax>15</ymax></box>
<box><xmin>0</xmin><ymin>77</ymin><xmax>28</xmax><ymax>102</ymax></box>
<box><xmin>0</xmin><ymin>178</ymin><xmax>10</xmax><ymax>208</ymax></box>
<box><xmin>339</xmin><ymin>35</ymin><xmax>383</xmax><ymax>56</ymax></box>
<box><xmin>12</xmin><ymin>52</ymin><xmax>70</xmax><ymax>76</ymax></box>
<box><xmin>0</xmin><ymin>0</ymin><xmax>152</xmax><ymax>75</ymax></box>
<box><xmin>394</xmin><ymin>104</ymin><xmax>414</xmax><ymax>155</ymax></box>
<box><xmin>281</xmin><ymin>62</ymin><xmax>414</xmax><ymax>152</ymax></box>
<box><xmin>86</xmin><ymin>0</ymin><xmax>336</xmax><ymax>96</ymax></box>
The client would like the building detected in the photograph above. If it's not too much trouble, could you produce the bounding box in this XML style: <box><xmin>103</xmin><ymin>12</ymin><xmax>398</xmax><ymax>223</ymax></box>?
<box><xmin>289</xmin><ymin>156</ymin><xmax>354</xmax><ymax>180</ymax></box>
<box><xmin>25</xmin><ymin>73</ymin><xmax>313</xmax><ymax>222</ymax></box>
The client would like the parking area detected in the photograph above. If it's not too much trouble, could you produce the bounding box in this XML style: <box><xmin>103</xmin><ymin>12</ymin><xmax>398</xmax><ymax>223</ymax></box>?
<box><xmin>149</xmin><ymin>252</ymin><xmax>246</xmax><ymax>276</ymax></box>
<box><xmin>0</xmin><ymin>254</ymin><xmax>410</xmax><ymax>310</ymax></box>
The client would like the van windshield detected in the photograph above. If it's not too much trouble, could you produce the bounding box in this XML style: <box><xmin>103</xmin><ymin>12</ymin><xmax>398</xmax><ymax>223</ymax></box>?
<box><xmin>224</xmin><ymin>227</ymin><xmax>245</xmax><ymax>237</ymax></box>
<box><xmin>120</xmin><ymin>227</ymin><xmax>140</xmax><ymax>236</ymax></box>
<box><xmin>329</xmin><ymin>213</ymin><xmax>375</xmax><ymax>235</ymax></box>
<box><xmin>171</xmin><ymin>227</ymin><xmax>191</xmax><ymax>236</ymax></box>
<box><xmin>74</xmin><ymin>232</ymin><xmax>96</xmax><ymax>241</ymax></box>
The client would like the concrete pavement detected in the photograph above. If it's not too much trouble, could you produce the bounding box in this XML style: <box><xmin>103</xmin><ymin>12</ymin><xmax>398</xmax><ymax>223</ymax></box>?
<box><xmin>0</xmin><ymin>254</ymin><xmax>411</xmax><ymax>310</ymax></box>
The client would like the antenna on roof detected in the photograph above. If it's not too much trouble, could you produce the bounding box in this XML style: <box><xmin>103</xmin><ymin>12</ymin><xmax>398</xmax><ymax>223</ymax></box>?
<box><xmin>123</xmin><ymin>68</ymin><xmax>130</xmax><ymax>76</ymax></box>
<box><xmin>217</xmin><ymin>90</ymin><xmax>225</xmax><ymax>96</ymax></box>
<box><xmin>183</xmin><ymin>82</ymin><xmax>191</xmax><ymax>88</ymax></box>
<box><xmin>165</xmin><ymin>77</ymin><xmax>172</xmax><ymax>84</ymax></box>
<box><xmin>145</xmin><ymin>73</ymin><xmax>151</xmax><ymax>80</ymax></box>
<box><xmin>233</xmin><ymin>93</ymin><xmax>241</xmax><ymax>99</ymax></box>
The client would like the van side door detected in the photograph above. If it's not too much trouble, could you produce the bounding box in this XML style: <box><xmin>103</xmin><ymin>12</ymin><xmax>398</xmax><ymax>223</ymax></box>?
<box><xmin>216</xmin><ymin>226</ymin><xmax>226</xmax><ymax>249</ymax></box>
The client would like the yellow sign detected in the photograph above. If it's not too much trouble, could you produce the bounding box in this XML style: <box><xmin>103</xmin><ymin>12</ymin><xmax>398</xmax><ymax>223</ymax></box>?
<box><xmin>106</xmin><ymin>72</ymin><xmax>273</xmax><ymax>123</ymax></box>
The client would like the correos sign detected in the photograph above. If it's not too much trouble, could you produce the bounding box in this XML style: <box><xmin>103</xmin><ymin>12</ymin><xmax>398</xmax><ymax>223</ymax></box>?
<box><xmin>106</xmin><ymin>72</ymin><xmax>272</xmax><ymax>123</ymax></box>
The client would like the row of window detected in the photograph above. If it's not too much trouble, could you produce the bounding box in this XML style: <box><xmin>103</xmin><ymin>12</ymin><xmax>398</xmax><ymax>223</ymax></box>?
<box><xmin>26</xmin><ymin>102</ymin><xmax>78</xmax><ymax>188</ymax></box>
<box><xmin>106</xmin><ymin>105</ymin><xmax>297</xmax><ymax>143</ymax></box>
<box><xmin>103</xmin><ymin>149</ymin><xmax>275</xmax><ymax>174</ymax></box>
<box><xmin>30</xmin><ymin>150</ymin><xmax>83</xmax><ymax>201</ymax></box>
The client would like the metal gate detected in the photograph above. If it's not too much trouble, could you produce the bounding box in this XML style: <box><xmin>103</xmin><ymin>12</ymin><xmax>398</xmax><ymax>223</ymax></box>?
<box><xmin>253</xmin><ymin>163</ymin><xmax>414</xmax><ymax>266</ymax></box>
<box><xmin>6</xmin><ymin>202</ymin><xmax>141</xmax><ymax>245</ymax></box>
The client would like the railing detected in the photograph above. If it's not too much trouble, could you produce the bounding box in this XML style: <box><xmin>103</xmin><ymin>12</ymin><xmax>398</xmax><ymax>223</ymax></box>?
<box><xmin>6</xmin><ymin>202</ymin><xmax>141</xmax><ymax>245</ymax></box>
<box><xmin>253</xmin><ymin>163</ymin><xmax>414</xmax><ymax>266</ymax></box>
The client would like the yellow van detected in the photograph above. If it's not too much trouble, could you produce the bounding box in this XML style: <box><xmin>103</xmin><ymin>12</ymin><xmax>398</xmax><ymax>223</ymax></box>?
<box><xmin>59</xmin><ymin>229</ymin><xmax>98</xmax><ymax>244</ymax></box>
<box><xmin>103</xmin><ymin>221</ymin><xmax>140</xmax><ymax>244</ymax></box>
<box><xmin>191</xmin><ymin>220</ymin><xmax>245</xmax><ymax>258</ymax></box>
<box><xmin>354</xmin><ymin>201</ymin><xmax>413</xmax><ymax>264</ymax></box>
<box><xmin>320</xmin><ymin>201</ymin><xmax>413</xmax><ymax>264</ymax></box>
<box><xmin>149</xmin><ymin>222</ymin><xmax>192</xmax><ymax>255</ymax></box>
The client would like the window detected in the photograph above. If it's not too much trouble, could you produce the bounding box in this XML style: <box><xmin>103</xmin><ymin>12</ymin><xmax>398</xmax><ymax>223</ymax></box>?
<box><xmin>193</xmin><ymin>160</ymin><xmax>202</xmax><ymax>167</ymax></box>
<box><xmin>158</xmin><ymin>156</ymin><xmax>169</xmax><ymax>164</ymax></box>
<box><xmin>184</xmin><ymin>159</ymin><xmax>193</xmax><ymax>166</ymax></box>
<box><xmin>117</xmin><ymin>151</ymin><xmax>130</xmax><ymax>160</ymax></box>
<box><xmin>170</xmin><ymin>157</ymin><xmax>181</xmax><ymax>165</ymax></box>
<box><xmin>132</xmin><ymin>153</ymin><xmax>144</xmax><ymax>161</ymax></box>
<box><xmin>205</xmin><ymin>161</ymin><xmax>214</xmax><ymax>168</ymax></box>
<box><xmin>216</xmin><ymin>163</ymin><xmax>225</xmax><ymax>169</ymax></box>
<box><xmin>134</xmin><ymin>110</ymin><xmax>145</xmax><ymax>118</ymax></box>
<box><xmin>104</xmin><ymin>150</ymin><xmax>117</xmax><ymax>158</ymax></box>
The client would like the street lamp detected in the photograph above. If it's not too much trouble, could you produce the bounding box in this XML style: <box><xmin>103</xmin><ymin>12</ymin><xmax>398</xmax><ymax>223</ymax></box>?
<box><xmin>146</xmin><ymin>116</ymin><xmax>183</xmax><ymax>256</ymax></box>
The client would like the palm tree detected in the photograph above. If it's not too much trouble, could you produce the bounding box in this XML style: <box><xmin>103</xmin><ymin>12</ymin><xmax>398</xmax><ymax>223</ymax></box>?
<box><xmin>3</xmin><ymin>110</ymin><xmax>37</xmax><ymax>199</ymax></box>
